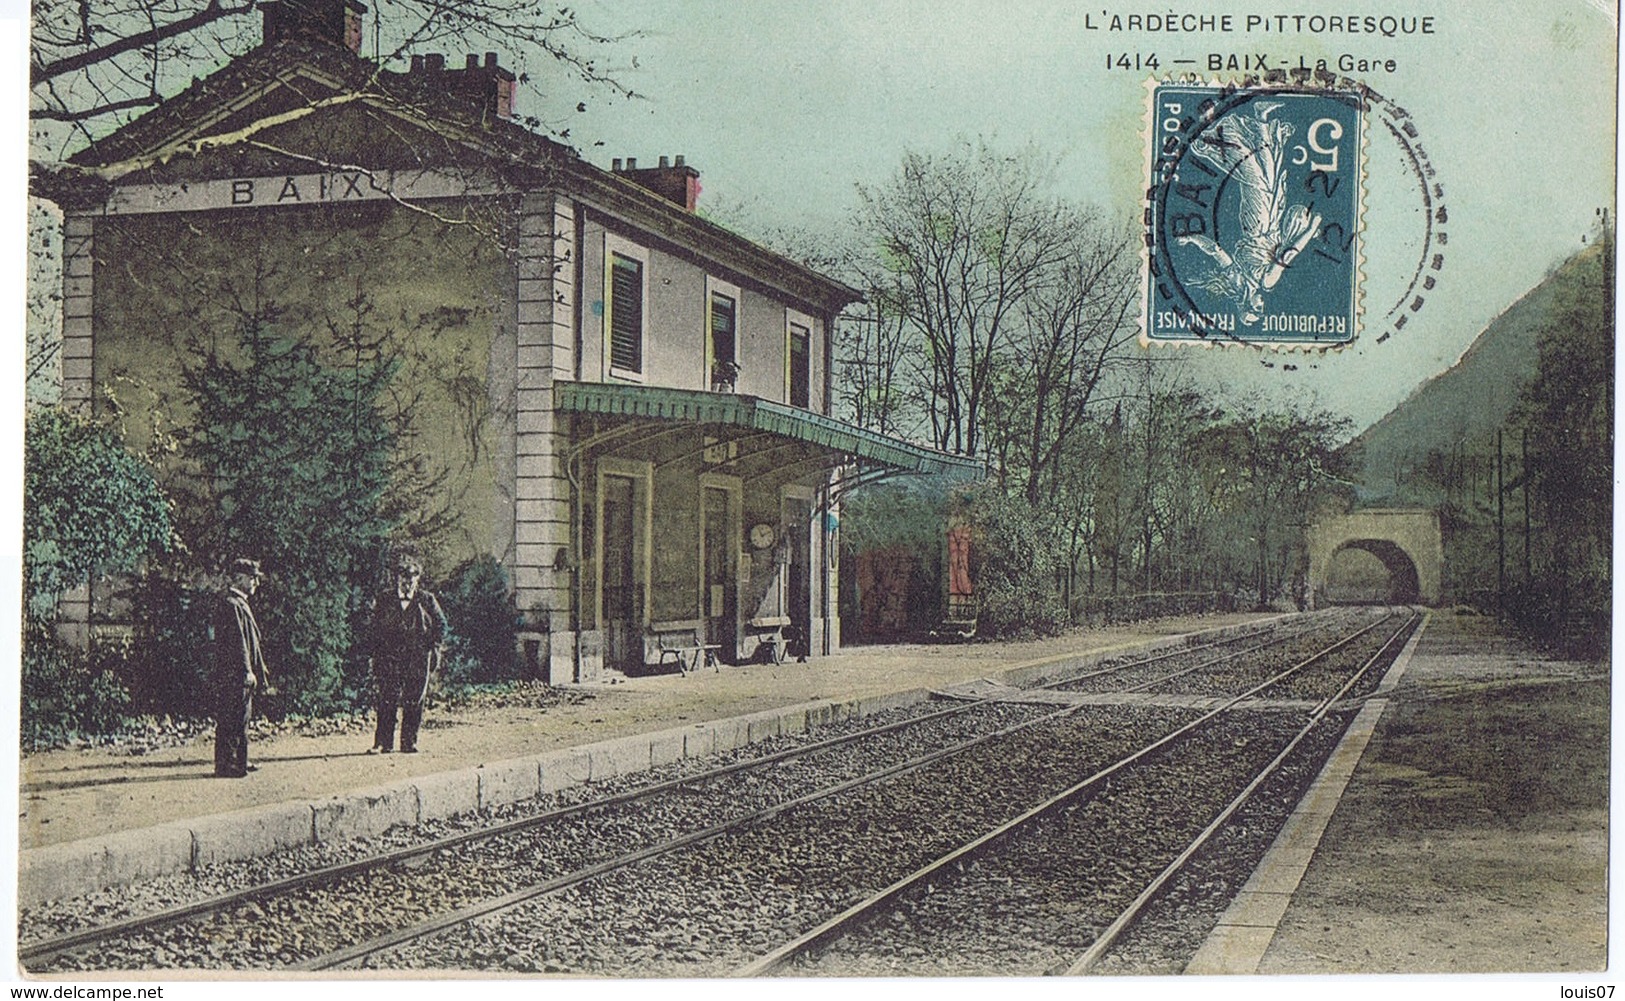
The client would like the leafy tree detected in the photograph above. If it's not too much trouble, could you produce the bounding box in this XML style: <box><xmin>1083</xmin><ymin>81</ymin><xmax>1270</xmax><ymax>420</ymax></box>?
<box><xmin>177</xmin><ymin>313</ymin><xmax>397</xmax><ymax>711</ymax></box>
<box><xmin>23</xmin><ymin>404</ymin><xmax>171</xmax><ymax>621</ymax></box>
<box><xmin>1510</xmin><ymin>220</ymin><xmax>1613</xmax><ymax>653</ymax></box>
<box><xmin>22</xmin><ymin>405</ymin><xmax>169</xmax><ymax>746</ymax></box>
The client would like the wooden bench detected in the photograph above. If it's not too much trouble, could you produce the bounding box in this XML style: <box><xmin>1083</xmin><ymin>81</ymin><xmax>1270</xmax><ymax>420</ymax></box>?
<box><xmin>747</xmin><ymin>615</ymin><xmax>791</xmax><ymax>664</ymax></box>
<box><xmin>933</xmin><ymin>595</ymin><xmax>979</xmax><ymax>641</ymax></box>
<box><xmin>648</xmin><ymin>620</ymin><xmax>720</xmax><ymax>674</ymax></box>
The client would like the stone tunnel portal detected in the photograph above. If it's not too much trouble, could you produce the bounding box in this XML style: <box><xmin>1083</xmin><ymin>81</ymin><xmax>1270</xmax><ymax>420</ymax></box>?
<box><xmin>1306</xmin><ymin>508</ymin><xmax>1442</xmax><ymax>607</ymax></box>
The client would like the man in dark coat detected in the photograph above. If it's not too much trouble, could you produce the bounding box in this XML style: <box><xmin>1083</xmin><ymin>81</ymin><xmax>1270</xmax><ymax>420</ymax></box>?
<box><xmin>367</xmin><ymin>554</ymin><xmax>446</xmax><ymax>754</ymax></box>
<box><xmin>210</xmin><ymin>558</ymin><xmax>271</xmax><ymax>777</ymax></box>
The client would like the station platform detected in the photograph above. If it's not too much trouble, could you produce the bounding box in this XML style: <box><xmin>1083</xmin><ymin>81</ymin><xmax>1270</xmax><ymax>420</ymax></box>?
<box><xmin>15</xmin><ymin>609</ymin><xmax>1608</xmax><ymax>974</ymax></box>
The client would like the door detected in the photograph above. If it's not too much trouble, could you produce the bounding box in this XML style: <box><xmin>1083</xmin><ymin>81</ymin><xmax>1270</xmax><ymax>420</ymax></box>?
<box><xmin>702</xmin><ymin>485</ymin><xmax>737</xmax><ymax>661</ymax></box>
<box><xmin>601</xmin><ymin>474</ymin><xmax>638</xmax><ymax>668</ymax></box>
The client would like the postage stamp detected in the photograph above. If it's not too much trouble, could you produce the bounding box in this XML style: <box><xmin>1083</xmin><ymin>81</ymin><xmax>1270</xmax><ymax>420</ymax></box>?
<box><xmin>1145</xmin><ymin>80</ymin><xmax>1365</xmax><ymax>346</ymax></box>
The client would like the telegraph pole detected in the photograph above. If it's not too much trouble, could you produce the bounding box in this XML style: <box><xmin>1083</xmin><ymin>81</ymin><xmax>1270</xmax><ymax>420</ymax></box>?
<box><xmin>1496</xmin><ymin>428</ymin><xmax>1506</xmax><ymax>622</ymax></box>
<box><xmin>1602</xmin><ymin>209</ymin><xmax>1614</xmax><ymax>455</ymax></box>
<box><xmin>1521</xmin><ymin>428</ymin><xmax>1531</xmax><ymax>585</ymax></box>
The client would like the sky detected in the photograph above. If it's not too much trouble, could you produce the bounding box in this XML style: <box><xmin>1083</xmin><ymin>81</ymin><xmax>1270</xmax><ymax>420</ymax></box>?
<box><xmin>543</xmin><ymin>0</ymin><xmax>1619</xmax><ymax>433</ymax></box>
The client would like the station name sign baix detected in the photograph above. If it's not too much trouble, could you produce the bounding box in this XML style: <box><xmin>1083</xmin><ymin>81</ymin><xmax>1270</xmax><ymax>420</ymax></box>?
<box><xmin>101</xmin><ymin>170</ymin><xmax>496</xmax><ymax>216</ymax></box>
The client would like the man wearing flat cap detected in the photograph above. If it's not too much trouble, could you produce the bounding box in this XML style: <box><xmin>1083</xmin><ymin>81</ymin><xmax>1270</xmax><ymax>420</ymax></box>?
<box><xmin>210</xmin><ymin>558</ymin><xmax>272</xmax><ymax>777</ymax></box>
<box><xmin>366</xmin><ymin>554</ymin><xmax>446</xmax><ymax>754</ymax></box>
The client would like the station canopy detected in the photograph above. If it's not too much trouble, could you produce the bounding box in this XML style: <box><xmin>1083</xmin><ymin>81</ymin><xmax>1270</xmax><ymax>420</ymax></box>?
<box><xmin>555</xmin><ymin>381</ymin><xmax>983</xmax><ymax>490</ymax></box>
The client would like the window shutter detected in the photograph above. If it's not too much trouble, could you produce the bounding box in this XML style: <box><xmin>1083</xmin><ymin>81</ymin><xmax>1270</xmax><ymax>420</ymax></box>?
<box><xmin>610</xmin><ymin>254</ymin><xmax>644</xmax><ymax>373</ymax></box>
<box><xmin>711</xmin><ymin>293</ymin><xmax>737</xmax><ymax>365</ymax></box>
<box><xmin>788</xmin><ymin>324</ymin><xmax>811</xmax><ymax>408</ymax></box>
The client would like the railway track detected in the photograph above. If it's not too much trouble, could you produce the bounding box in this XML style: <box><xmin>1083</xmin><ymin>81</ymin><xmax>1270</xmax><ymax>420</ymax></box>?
<box><xmin>358</xmin><ymin>607</ymin><xmax>1411</xmax><ymax>976</ymax></box>
<box><xmin>757</xmin><ymin>609</ymin><xmax>1421</xmax><ymax>976</ymax></box>
<box><xmin>20</xmin><ymin>608</ymin><xmax>1406</xmax><ymax>975</ymax></box>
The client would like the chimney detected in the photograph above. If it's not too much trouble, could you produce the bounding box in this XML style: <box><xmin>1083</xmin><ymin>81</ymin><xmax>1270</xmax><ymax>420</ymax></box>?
<box><xmin>613</xmin><ymin>155</ymin><xmax>701</xmax><ymax>212</ymax></box>
<box><xmin>402</xmin><ymin>49</ymin><xmax>517</xmax><ymax>120</ymax></box>
<box><xmin>261</xmin><ymin>0</ymin><xmax>368</xmax><ymax>54</ymax></box>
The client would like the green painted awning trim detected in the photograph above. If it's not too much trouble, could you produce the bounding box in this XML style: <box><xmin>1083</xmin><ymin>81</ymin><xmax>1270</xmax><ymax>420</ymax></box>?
<box><xmin>555</xmin><ymin>381</ymin><xmax>984</xmax><ymax>479</ymax></box>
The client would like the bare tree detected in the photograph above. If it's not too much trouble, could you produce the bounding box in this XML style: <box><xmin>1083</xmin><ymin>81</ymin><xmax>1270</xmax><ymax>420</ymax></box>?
<box><xmin>27</xmin><ymin>201</ymin><xmax>66</xmax><ymax>403</ymax></box>
<box><xmin>31</xmin><ymin>0</ymin><xmax>636</xmax><ymax>156</ymax></box>
<box><xmin>853</xmin><ymin>140</ymin><xmax>1077</xmax><ymax>457</ymax></box>
<box><xmin>834</xmin><ymin>304</ymin><xmax>916</xmax><ymax>439</ymax></box>
<box><xmin>996</xmin><ymin>216</ymin><xmax>1139</xmax><ymax>505</ymax></box>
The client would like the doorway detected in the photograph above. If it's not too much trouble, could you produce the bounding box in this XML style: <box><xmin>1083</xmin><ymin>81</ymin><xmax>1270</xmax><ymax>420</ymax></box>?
<box><xmin>597</xmin><ymin>464</ymin><xmax>649</xmax><ymax>671</ymax></box>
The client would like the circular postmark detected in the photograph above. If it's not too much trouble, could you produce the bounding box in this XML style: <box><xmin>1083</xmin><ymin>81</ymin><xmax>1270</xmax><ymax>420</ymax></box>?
<box><xmin>1143</xmin><ymin>70</ymin><xmax>1445</xmax><ymax>348</ymax></box>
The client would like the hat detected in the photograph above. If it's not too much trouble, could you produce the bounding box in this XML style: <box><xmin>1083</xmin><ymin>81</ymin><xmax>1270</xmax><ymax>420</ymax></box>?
<box><xmin>394</xmin><ymin>554</ymin><xmax>423</xmax><ymax>574</ymax></box>
<box><xmin>230</xmin><ymin>558</ymin><xmax>263</xmax><ymax>578</ymax></box>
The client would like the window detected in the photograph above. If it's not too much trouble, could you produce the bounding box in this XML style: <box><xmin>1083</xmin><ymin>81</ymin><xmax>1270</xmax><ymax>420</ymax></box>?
<box><xmin>787</xmin><ymin>322</ymin><xmax>811</xmax><ymax>408</ymax></box>
<box><xmin>608</xmin><ymin>251</ymin><xmax>644</xmax><ymax>377</ymax></box>
<box><xmin>706</xmin><ymin>277</ymin><xmax>742</xmax><ymax>391</ymax></box>
<box><xmin>710</xmin><ymin>291</ymin><xmax>738</xmax><ymax>388</ymax></box>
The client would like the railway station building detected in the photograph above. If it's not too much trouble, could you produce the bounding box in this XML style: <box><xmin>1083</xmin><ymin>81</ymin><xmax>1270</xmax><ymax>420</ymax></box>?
<box><xmin>43</xmin><ymin>0</ymin><xmax>979</xmax><ymax>683</ymax></box>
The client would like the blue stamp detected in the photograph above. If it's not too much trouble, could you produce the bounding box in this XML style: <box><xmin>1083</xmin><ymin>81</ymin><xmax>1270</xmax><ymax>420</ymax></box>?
<box><xmin>1146</xmin><ymin>82</ymin><xmax>1363</xmax><ymax>344</ymax></box>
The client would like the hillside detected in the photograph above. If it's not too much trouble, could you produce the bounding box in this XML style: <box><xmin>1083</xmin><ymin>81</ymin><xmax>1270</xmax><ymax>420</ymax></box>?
<box><xmin>1348</xmin><ymin>244</ymin><xmax>1606</xmax><ymax>502</ymax></box>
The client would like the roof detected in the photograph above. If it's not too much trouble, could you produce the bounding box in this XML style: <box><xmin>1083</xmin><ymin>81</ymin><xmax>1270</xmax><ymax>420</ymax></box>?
<box><xmin>65</xmin><ymin>36</ymin><xmax>568</xmax><ymax>173</ymax></box>
<box><xmin>47</xmin><ymin>36</ymin><xmax>859</xmax><ymax>313</ymax></box>
<box><xmin>554</xmin><ymin>382</ymin><xmax>984</xmax><ymax>480</ymax></box>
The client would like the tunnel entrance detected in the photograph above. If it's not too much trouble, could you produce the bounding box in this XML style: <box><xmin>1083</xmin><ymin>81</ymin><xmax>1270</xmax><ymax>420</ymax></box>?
<box><xmin>1324</xmin><ymin>540</ymin><xmax>1422</xmax><ymax>604</ymax></box>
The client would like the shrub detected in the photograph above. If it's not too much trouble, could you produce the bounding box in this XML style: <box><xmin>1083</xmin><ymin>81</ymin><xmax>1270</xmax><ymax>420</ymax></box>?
<box><xmin>960</xmin><ymin>487</ymin><xmax>1068</xmax><ymax>638</ymax></box>
<box><xmin>437</xmin><ymin>555</ymin><xmax>521</xmax><ymax>684</ymax></box>
<box><xmin>22</xmin><ymin>633</ymin><xmax>133</xmax><ymax>749</ymax></box>
<box><xmin>123</xmin><ymin>566</ymin><xmax>216</xmax><ymax>719</ymax></box>
<box><xmin>23</xmin><ymin>404</ymin><xmax>171</xmax><ymax>623</ymax></box>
